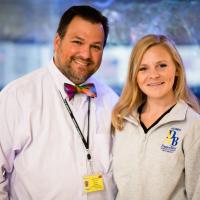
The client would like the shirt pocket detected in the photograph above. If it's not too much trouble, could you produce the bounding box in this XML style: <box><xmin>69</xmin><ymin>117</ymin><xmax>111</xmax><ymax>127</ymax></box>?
<box><xmin>95</xmin><ymin>109</ymin><xmax>111</xmax><ymax>135</ymax></box>
<box><xmin>96</xmin><ymin>124</ymin><xmax>110</xmax><ymax>134</ymax></box>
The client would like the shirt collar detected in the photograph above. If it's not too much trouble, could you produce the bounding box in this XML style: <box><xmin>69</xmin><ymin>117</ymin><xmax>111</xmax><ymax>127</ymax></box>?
<box><xmin>48</xmin><ymin>58</ymin><xmax>96</xmax><ymax>100</ymax></box>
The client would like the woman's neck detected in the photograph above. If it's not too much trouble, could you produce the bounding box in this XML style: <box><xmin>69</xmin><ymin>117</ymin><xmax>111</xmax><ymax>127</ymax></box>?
<box><xmin>143</xmin><ymin>95</ymin><xmax>177</xmax><ymax>114</ymax></box>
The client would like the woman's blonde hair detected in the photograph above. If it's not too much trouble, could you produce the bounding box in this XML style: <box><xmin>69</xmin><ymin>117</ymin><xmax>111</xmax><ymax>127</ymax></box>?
<box><xmin>112</xmin><ymin>34</ymin><xmax>200</xmax><ymax>131</ymax></box>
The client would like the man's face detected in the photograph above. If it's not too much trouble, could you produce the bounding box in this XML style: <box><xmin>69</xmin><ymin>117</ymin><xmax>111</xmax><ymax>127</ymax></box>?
<box><xmin>54</xmin><ymin>16</ymin><xmax>105</xmax><ymax>84</ymax></box>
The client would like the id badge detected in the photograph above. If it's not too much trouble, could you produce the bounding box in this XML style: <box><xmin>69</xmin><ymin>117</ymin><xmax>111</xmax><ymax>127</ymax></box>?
<box><xmin>83</xmin><ymin>174</ymin><xmax>104</xmax><ymax>193</ymax></box>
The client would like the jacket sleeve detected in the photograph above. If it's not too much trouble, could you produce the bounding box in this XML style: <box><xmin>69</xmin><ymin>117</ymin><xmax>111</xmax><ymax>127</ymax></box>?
<box><xmin>184</xmin><ymin>120</ymin><xmax>200</xmax><ymax>200</ymax></box>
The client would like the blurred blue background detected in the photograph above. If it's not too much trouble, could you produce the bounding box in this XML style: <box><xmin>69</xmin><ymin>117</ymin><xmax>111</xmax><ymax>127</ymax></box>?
<box><xmin>0</xmin><ymin>0</ymin><xmax>200</xmax><ymax>99</ymax></box>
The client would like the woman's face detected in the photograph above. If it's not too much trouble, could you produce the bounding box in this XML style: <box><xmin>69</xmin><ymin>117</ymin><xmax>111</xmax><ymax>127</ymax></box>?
<box><xmin>137</xmin><ymin>45</ymin><xmax>177</xmax><ymax>102</ymax></box>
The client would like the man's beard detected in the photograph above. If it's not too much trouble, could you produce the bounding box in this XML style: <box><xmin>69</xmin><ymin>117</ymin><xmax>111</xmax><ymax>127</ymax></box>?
<box><xmin>62</xmin><ymin>57</ymin><xmax>95</xmax><ymax>84</ymax></box>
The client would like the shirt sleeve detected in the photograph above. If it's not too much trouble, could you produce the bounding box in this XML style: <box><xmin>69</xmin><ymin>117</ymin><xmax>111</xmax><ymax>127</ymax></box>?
<box><xmin>0</xmin><ymin>89</ymin><xmax>17</xmax><ymax>199</ymax></box>
<box><xmin>184</xmin><ymin>121</ymin><xmax>200</xmax><ymax>200</ymax></box>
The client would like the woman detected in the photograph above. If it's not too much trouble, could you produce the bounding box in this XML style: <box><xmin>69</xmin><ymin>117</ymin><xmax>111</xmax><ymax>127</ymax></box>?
<box><xmin>112</xmin><ymin>34</ymin><xmax>200</xmax><ymax>200</ymax></box>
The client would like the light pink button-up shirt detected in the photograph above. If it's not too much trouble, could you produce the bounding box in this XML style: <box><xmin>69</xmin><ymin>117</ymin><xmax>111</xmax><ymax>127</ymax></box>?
<box><xmin>0</xmin><ymin>60</ymin><xmax>118</xmax><ymax>200</ymax></box>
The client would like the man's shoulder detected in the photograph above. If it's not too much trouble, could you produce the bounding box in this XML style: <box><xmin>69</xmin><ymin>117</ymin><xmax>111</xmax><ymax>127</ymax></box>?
<box><xmin>1</xmin><ymin>66</ymin><xmax>48</xmax><ymax>95</ymax></box>
<box><xmin>91</xmin><ymin>78</ymin><xmax>119</xmax><ymax>104</ymax></box>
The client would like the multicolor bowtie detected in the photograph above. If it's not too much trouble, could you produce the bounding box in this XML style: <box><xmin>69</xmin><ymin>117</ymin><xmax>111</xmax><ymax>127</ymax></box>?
<box><xmin>64</xmin><ymin>83</ymin><xmax>97</xmax><ymax>101</ymax></box>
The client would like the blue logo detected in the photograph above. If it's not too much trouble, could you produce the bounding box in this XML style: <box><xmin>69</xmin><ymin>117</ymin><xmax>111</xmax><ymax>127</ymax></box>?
<box><xmin>161</xmin><ymin>128</ymin><xmax>181</xmax><ymax>153</ymax></box>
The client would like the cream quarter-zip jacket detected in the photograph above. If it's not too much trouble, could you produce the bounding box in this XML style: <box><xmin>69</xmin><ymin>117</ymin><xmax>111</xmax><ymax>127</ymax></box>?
<box><xmin>113</xmin><ymin>100</ymin><xmax>200</xmax><ymax>200</ymax></box>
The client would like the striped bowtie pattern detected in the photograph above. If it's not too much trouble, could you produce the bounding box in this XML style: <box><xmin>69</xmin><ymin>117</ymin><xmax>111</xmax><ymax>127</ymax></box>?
<box><xmin>64</xmin><ymin>83</ymin><xmax>97</xmax><ymax>101</ymax></box>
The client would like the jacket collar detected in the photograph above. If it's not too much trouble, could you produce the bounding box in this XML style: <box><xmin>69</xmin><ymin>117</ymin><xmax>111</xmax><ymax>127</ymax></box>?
<box><xmin>124</xmin><ymin>100</ymin><xmax>188</xmax><ymax>125</ymax></box>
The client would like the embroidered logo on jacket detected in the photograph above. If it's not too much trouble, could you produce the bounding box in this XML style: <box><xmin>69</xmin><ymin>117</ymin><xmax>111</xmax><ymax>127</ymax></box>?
<box><xmin>161</xmin><ymin>127</ymin><xmax>181</xmax><ymax>153</ymax></box>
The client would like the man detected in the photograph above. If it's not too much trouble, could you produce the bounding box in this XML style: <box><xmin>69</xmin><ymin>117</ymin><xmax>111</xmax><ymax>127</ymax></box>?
<box><xmin>0</xmin><ymin>5</ymin><xmax>118</xmax><ymax>199</ymax></box>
